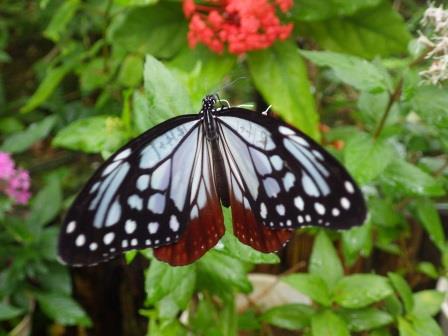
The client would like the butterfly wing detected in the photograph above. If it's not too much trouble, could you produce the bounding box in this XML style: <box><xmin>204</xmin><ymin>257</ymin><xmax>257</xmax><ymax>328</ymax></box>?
<box><xmin>58</xmin><ymin>115</ymin><xmax>224</xmax><ymax>266</ymax></box>
<box><xmin>216</xmin><ymin>108</ymin><xmax>366</xmax><ymax>245</ymax></box>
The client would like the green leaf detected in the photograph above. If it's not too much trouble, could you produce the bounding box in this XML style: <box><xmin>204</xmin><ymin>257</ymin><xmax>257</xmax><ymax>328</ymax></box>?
<box><xmin>108</xmin><ymin>3</ymin><xmax>186</xmax><ymax>59</ymax></box>
<box><xmin>412</xmin><ymin>290</ymin><xmax>444</xmax><ymax>317</ymax></box>
<box><xmin>416</xmin><ymin>262</ymin><xmax>439</xmax><ymax>279</ymax></box>
<box><xmin>282</xmin><ymin>274</ymin><xmax>331</xmax><ymax>306</ymax></box>
<box><xmin>238</xmin><ymin>310</ymin><xmax>261</xmax><ymax>331</ymax></box>
<box><xmin>114</xmin><ymin>0</ymin><xmax>158</xmax><ymax>6</ymax></box>
<box><xmin>311</xmin><ymin>310</ymin><xmax>350</xmax><ymax>336</ymax></box>
<box><xmin>341</xmin><ymin>221</ymin><xmax>373</xmax><ymax>266</ymax></box>
<box><xmin>292</xmin><ymin>0</ymin><xmax>381</xmax><ymax>21</ymax></box>
<box><xmin>118</xmin><ymin>54</ymin><xmax>143</xmax><ymax>88</ymax></box>
<box><xmin>132</xmin><ymin>54</ymin><xmax>193</xmax><ymax>133</ymax></box>
<box><xmin>80</xmin><ymin>58</ymin><xmax>111</xmax><ymax>93</ymax></box>
<box><xmin>248</xmin><ymin>40</ymin><xmax>319</xmax><ymax>139</ymax></box>
<box><xmin>381</xmin><ymin>158</ymin><xmax>445</xmax><ymax>197</ymax></box>
<box><xmin>339</xmin><ymin>307</ymin><xmax>393</xmax><ymax>332</ymax></box>
<box><xmin>412</xmin><ymin>85</ymin><xmax>448</xmax><ymax>129</ymax></box>
<box><xmin>37</xmin><ymin>293</ymin><xmax>91</xmax><ymax>326</ymax></box>
<box><xmin>261</xmin><ymin>304</ymin><xmax>314</xmax><ymax>330</ymax></box>
<box><xmin>414</xmin><ymin>198</ymin><xmax>445</xmax><ymax>251</ymax></box>
<box><xmin>344</xmin><ymin>132</ymin><xmax>394</xmax><ymax>184</ymax></box>
<box><xmin>299</xmin><ymin>2</ymin><xmax>411</xmax><ymax>59</ymax></box>
<box><xmin>333</xmin><ymin>274</ymin><xmax>393</xmax><ymax>308</ymax></box>
<box><xmin>387</xmin><ymin>273</ymin><xmax>414</xmax><ymax>314</ymax></box>
<box><xmin>197</xmin><ymin>250</ymin><xmax>252</xmax><ymax>294</ymax></box>
<box><xmin>168</xmin><ymin>45</ymin><xmax>236</xmax><ymax>110</ymax></box>
<box><xmin>145</xmin><ymin>260</ymin><xmax>195</xmax><ymax>309</ymax></box>
<box><xmin>309</xmin><ymin>230</ymin><xmax>343</xmax><ymax>291</ymax></box>
<box><xmin>398</xmin><ymin>317</ymin><xmax>418</xmax><ymax>336</ymax></box>
<box><xmin>29</xmin><ymin>177</ymin><xmax>62</xmax><ymax>228</ymax></box>
<box><xmin>410</xmin><ymin>315</ymin><xmax>443</xmax><ymax>336</ymax></box>
<box><xmin>301</xmin><ymin>50</ymin><xmax>392</xmax><ymax>93</ymax></box>
<box><xmin>53</xmin><ymin>116</ymin><xmax>130</xmax><ymax>154</ymax></box>
<box><xmin>43</xmin><ymin>0</ymin><xmax>81</xmax><ymax>42</ymax></box>
<box><xmin>0</xmin><ymin>303</ymin><xmax>23</xmax><ymax>320</ymax></box>
<box><xmin>21</xmin><ymin>65</ymin><xmax>72</xmax><ymax>113</ymax></box>
<box><xmin>1</xmin><ymin>115</ymin><xmax>57</xmax><ymax>153</ymax></box>
<box><xmin>220</xmin><ymin>230</ymin><xmax>280</xmax><ymax>264</ymax></box>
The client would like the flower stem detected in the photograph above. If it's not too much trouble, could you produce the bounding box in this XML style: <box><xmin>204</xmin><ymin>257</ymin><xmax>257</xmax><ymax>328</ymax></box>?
<box><xmin>373</xmin><ymin>78</ymin><xmax>403</xmax><ymax>139</ymax></box>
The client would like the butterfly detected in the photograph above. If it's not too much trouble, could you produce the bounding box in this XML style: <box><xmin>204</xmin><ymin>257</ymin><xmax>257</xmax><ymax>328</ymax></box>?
<box><xmin>58</xmin><ymin>95</ymin><xmax>366</xmax><ymax>266</ymax></box>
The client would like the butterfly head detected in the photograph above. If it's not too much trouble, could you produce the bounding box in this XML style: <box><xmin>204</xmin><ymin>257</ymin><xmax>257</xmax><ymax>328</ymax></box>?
<box><xmin>202</xmin><ymin>95</ymin><xmax>217</xmax><ymax>112</ymax></box>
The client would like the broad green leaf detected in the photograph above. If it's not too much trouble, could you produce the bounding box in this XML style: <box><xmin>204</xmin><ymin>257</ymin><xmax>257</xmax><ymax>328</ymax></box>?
<box><xmin>300</xmin><ymin>2</ymin><xmax>411</xmax><ymax>59</ymax></box>
<box><xmin>53</xmin><ymin>116</ymin><xmax>130</xmax><ymax>155</ymax></box>
<box><xmin>341</xmin><ymin>221</ymin><xmax>373</xmax><ymax>266</ymax></box>
<box><xmin>414</xmin><ymin>198</ymin><xmax>445</xmax><ymax>250</ymax></box>
<box><xmin>118</xmin><ymin>54</ymin><xmax>143</xmax><ymax>87</ymax></box>
<box><xmin>381</xmin><ymin>158</ymin><xmax>445</xmax><ymax>197</ymax></box>
<box><xmin>309</xmin><ymin>230</ymin><xmax>343</xmax><ymax>291</ymax></box>
<box><xmin>38</xmin><ymin>263</ymin><xmax>71</xmax><ymax>295</ymax></box>
<box><xmin>357</xmin><ymin>91</ymin><xmax>399</xmax><ymax>130</ymax></box>
<box><xmin>29</xmin><ymin>177</ymin><xmax>62</xmax><ymax>228</ymax></box>
<box><xmin>410</xmin><ymin>315</ymin><xmax>443</xmax><ymax>336</ymax></box>
<box><xmin>311</xmin><ymin>310</ymin><xmax>350</xmax><ymax>336</ymax></box>
<box><xmin>43</xmin><ymin>0</ymin><xmax>80</xmax><ymax>42</ymax></box>
<box><xmin>339</xmin><ymin>307</ymin><xmax>393</xmax><ymax>332</ymax></box>
<box><xmin>369</xmin><ymin>198</ymin><xmax>403</xmax><ymax>228</ymax></box>
<box><xmin>0</xmin><ymin>303</ymin><xmax>23</xmax><ymax>320</ymax></box>
<box><xmin>412</xmin><ymin>85</ymin><xmax>448</xmax><ymax>129</ymax></box>
<box><xmin>370</xmin><ymin>327</ymin><xmax>393</xmax><ymax>336</ymax></box>
<box><xmin>292</xmin><ymin>0</ymin><xmax>381</xmax><ymax>21</ymax></box>
<box><xmin>333</xmin><ymin>274</ymin><xmax>393</xmax><ymax>308</ymax></box>
<box><xmin>248</xmin><ymin>40</ymin><xmax>319</xmax><ymax>139</ymax></box>
<box><xmin>301</xmin><ymin>50</ymin><xmax>392</xmax><ymax>93</ymax></box>
<box><xmin>21</xmin><ymin>65</ymin><xmax>72</xmax><ymax>113</ymax></box>
<box><xmin>145</xmin><ymin>260</ymin><xmax>195</xmax><ymax>309</ymax></box>
<box><xmin>261</xmin><ymin>304</ymin><xmax>314</xmax><ymax>330</ymax></box>
<box><xmin>108</xmin><ymin>3</ymin><xmax>186</xmax><ymax>59</ymax></box>
<box><xmin>388</xmin><ymin>273</ymin><xmax>414</xmax><ymax>314</ymax></box>
<box><xmin>1</xmin><ymin>115</ymin><xmax>57</xmax><ymax>153</ymax></box>
<box><xmin>37</xmin><ymin>227</ymin><xmax>59</xmax><ymax>261</ymax></box>
<box><xmin>169</xmin><ymin>45</ymin><xmax>236</xmax><ymax>110</ymax></box>
<box><xmin>220</xmin><ymin>230</ymin><xmax>280</xmax><ymax>264</ymax></box>
<box><xmin>80</xmin><ymin>58</ymin><xmax>111</xmax><ymax>93</ymax></box>
<box><xmin>416</xmin><ymin>262</ymin><xmax>439</xmax><ymax>279</ymax></box>
<box><xmin>197</xmin><ymin>250</ymin><xmax>252</xmax><ymax>294</ymax></box>
<box><xmin>344</xmin><ymin>132</ymin><xmax>394</xmax><ymax>184</ymax></box>
<box><xmin>384</xmin><ymin>294</ymin><xmax>403</xmax><ymax>317</ymax></box>
<box><xmin>282</xmin><ymin>274</ymin><xmax>331</xmax><ymax>306</ymax></box>
<box><xmin>0</xmin><ymin>116</ymin><xmax>24</xmax><ymax>134</ymax></box>
<box><xmin>37</xmin><ymin>293</ymin><xmax>91</xmax><ymax>326</ymax></box>
<box><xmin>132</xmin><ymin>54</ymin><xmax>193</xmax><ymax>133</ymax></box>
<box><xmin>398</xmin><ymin>317</ymin><xmax>418</xmax><ymax>336</ymax></box>
<box><xmin>238</xmin><ymin>310</ymin><xmax>261</xmax><ymax>331</ymax></box>
<box><xmin>412</xmin><ymin>290</ymin><xmax>444</xmax><ymax>317</ymax></box>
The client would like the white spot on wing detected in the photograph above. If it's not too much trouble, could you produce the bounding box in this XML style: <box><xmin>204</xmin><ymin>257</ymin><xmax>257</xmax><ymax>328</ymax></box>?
<box><xmin>137</xmin><ymin>175</ymin><xmax>150</xmax><ymax>191</ymax></box>
<box><xmin>279</xmin><ymin>126</ymin><xmax>295</xmax><ymax>135</ymax></box>
<box><xmin>106</xmin><ymin>200</ymin><xmax>121</xmax><ymax>227</ymax></box>
<box><xmin>103</xmin><ymin>232</ymin><xmax>115</xmax><ymax>245</ymax></box>
<box><xmin>89</xmin><ymin>242</ymin><xmax>98</xmax><ymax>251</ymax></box>
<box><xmin>66</xmin><ymin>221</ymin><xmax>76</xmax><ymax>234</ymax></box>
<box><xmin>190</xmin><ymin>205</ymin><xmax>199</xmax><ymax>219</ymax></box>
<box><xmin>250</xmin><ymin>148</ymin><xmax>272</xmax><ymax>175</ymax></box>
<box><xmin>151</xmin><ymin>159</ymin><xmax>171</xmax><ymax>191</ymax></box>
<box><xmin>282</xmin><ymin>172</ymin><xmax>295</xmax><ymax>191</ymax></box>
<box><xmin>314</xmin><ymin>202</ymin><xmax>326</xmax><ymax>215</ymax></box>
<box><xmin>147</xmin><ymin>193</ymin><xmax>166</xmax><ymax>214</ymax></box>
<box><xmin>276</xmin><ymin>204</ymin><xmax>285</xmax><ymax>216</ymax></box>
<box><xmin>294</xmin><ymin>196</ymin><xmax>304</xmax><ymax>211</ymax></box>
<box><xmin>345</xmin><ymin>181</ymin><xmax>355</xmax><ymax>194</ymax></box>
<box><xmin>114</xmin><ymin>148</ymin><xmax>131</xmax><ymax>161</ymax></box>
<box><xmin>332</xmin><ymin>208</ymin><xmax>340</xmax><ymax>216</ymax></box>
<box><xmin>125</xmin><ymin>219</ymin><xmax>136</xmax><ymax>234</ymax></box>
<box><xmin>169</xmin><ymin>215</ymin><xmax>180</xmax><ymax>232</ymax></box>
<box><xmin>75</xmin><ymin>234</ymin><xmax>85</xmax><ymax>246</ymax></box>
<box><xmin>128</xmin><ymin>194</ymin><xmax>143</xmax><ymax>211</ymax></box>
<box><xmin>260</xmin><ymin>202</ymin><xmax>267</xmax><ymax>219</ymax></box>
<box><xmin>148</xmin><ymin>222</ymin><xmax>159</xmax><ymax>234</ymax></box>
<box><xmin>302</xmin><ymin>174</ymin><xmax>319</xmax><ymax>197</ymax></box>
<box><xmin>263</xmin><ymin>177</ymin><xmax>280</xmax><ymax>197</ymax></box>
<box><xmin>341</xmin><ymin>197</ymin><xmax>350</xmax><ymax>209</ymax></box>
<box><xmin>270</xmin><ymin>155</ymin><xmax>283</xmax><ymax>171</ymax></box>
<box><xmin>102</xmin><ymin>161</ymin><xmax>121</xmax><ymax>176</ymax></box>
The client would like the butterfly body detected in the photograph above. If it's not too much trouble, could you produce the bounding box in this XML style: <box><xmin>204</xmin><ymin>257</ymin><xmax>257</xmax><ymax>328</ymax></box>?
<box><xmin>59</xmin><ymin>96</ymin><xmax>366</xmax><ymax>266</ymax></box>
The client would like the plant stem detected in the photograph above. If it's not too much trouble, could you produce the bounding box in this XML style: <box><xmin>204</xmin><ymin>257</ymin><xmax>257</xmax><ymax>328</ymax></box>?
<box><xmin>373</xmin><ymin>78</ymin><xmax>403</xmax><ymax>139</ymax></box>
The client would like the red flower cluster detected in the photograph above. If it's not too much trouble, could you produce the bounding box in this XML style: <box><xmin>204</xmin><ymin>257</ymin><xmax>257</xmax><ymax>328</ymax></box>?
<box><xmin>183</xmin><ymin>0</ymin><xmax>293</xmax><ymax>54</ymax></box>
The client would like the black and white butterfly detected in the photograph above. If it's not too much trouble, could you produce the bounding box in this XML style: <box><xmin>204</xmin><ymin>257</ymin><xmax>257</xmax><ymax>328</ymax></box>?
<box><xmin>58</xmin><ymin>95</ymin><xmax>366</xmax><ymax>266</ymax></box>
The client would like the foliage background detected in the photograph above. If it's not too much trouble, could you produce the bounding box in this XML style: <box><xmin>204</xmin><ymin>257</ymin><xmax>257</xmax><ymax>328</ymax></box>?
<box><xmin>0</xmin><ymin>0</ymin><xmax>447</xmax><ymax>335</ymax></box>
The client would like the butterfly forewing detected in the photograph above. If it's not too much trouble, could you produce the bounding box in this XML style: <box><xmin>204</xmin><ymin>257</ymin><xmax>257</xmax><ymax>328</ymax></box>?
<box><xmin>58</xmin><ymin>115</ymin><xmax>216</xmax><ymax>266</ymax></box>
<box><xmin>216</xmin><ymin>108</ymin><xmax>366</xmax><ymax>234</ymax></box>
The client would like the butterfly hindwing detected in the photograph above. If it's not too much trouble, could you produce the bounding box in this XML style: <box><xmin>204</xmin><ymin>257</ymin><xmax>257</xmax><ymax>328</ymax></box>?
<box><xmin>58</xmin><ymin>115</ymin><xmax>225</xmax><ymax>266</ymax></box>
<box><xmin>216</xmin><ymin>108</ymin><xmax>366</xmax><ymax>235</ymax></box>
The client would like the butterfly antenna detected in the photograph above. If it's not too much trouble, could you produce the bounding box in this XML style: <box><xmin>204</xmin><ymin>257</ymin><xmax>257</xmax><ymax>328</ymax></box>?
<box><xmin>262</xmin><ymin>105</ymin><xmax>272</xmax><ymax>116</ymax></box>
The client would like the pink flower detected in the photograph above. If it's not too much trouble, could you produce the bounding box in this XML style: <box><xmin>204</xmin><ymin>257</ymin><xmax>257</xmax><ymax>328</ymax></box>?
<box><xmin>183</xmin><ymin>0</ymin><xmax>293</xmax><ymax>55</ymax></box>
<box><xmin>0</xmin><ymin>151</ymin><xmax>31</xmax><ymax>205</ymax></box>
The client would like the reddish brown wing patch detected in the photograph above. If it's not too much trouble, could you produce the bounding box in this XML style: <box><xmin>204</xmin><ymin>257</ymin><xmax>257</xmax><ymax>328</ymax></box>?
<box><xmin>230</xmin><ymin>194</ymin><xmax>293</xmax><ymax>253</ymax></box>
<box><xmin>154</xmin><ymin>197</ymin><xmax>224</xmax><ymax>266</ymax></box>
